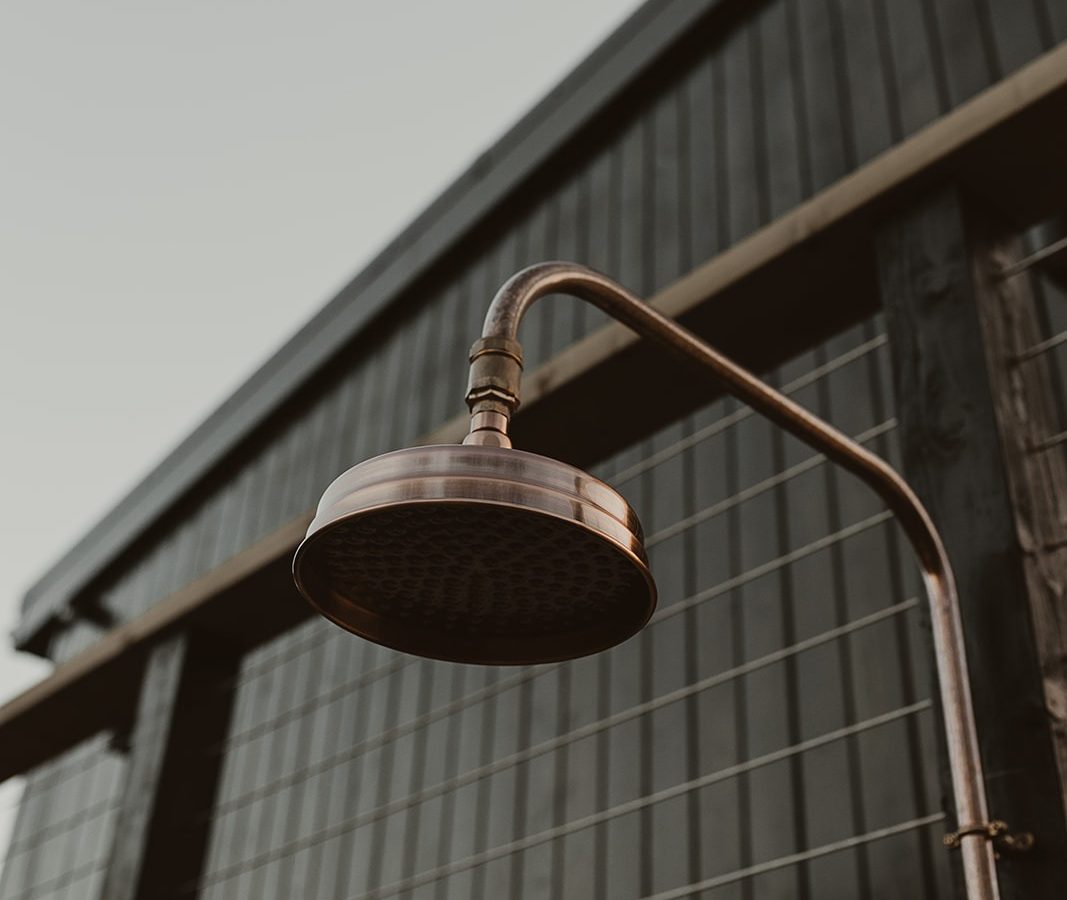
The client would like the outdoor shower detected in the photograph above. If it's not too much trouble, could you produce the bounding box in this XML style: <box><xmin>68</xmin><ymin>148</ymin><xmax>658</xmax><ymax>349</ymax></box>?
<box><xmin>293</xmin><ymin>261</ymin><xmax>1006</xmax><ymax>900</ymax></box>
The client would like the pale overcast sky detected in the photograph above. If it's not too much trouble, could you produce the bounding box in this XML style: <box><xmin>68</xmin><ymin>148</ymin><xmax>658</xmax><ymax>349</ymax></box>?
<box><xmin>0</xmin><ymin>0</ymin><xmax>643</xmax><ymax>859</ymax></box>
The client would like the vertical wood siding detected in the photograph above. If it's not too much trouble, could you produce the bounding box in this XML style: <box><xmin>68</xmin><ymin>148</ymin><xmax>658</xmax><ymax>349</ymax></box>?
<box><xmin>5</xmin><ymin>2</ymin><xmax>1065</xmax><ymax>899</ymax></box>
<box><xmin>175</xmin><ymin>316</ymin><xmax>954</xmax><ymax>900</ymax></box>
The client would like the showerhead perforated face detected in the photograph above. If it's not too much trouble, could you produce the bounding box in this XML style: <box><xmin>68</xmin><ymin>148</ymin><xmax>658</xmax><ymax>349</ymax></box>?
<box><xmin>292</xmin><ymin>445</ymin><xmax>656</xmax><ymax>664</ymax></box>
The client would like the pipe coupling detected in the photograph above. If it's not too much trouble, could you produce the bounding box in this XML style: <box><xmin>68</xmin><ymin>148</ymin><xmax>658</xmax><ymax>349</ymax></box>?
<box><xmin>464</xmin><ymin>337</ymin><xmax>524</xmax><ymax>447</ymax></box>
<box><xmin>465</xmin><ymin>336</ymin><xmax>524</xmax><ymax>411</ymax></box>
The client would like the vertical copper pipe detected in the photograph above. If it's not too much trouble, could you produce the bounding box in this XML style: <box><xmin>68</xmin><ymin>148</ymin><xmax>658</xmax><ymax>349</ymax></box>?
<box><xmin>469</xmin><ymin>262</ymin><xmax>1000</xmax><ymax>900</ymax></box>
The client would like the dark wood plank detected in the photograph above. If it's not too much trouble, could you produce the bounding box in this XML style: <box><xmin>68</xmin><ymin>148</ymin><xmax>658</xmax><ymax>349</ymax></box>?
<box><xmin>308</xmin><ymin>372</ymin><xmax>352</xmax><ymax>499</ymax></box>
<box><xmin>986</xmin><ymin>0</ymin><xmax>1051</xmax><ymax>76</ymax></box>
<box><xmin>559</xmin><ymin>652</ymin><xmax>602</xmax><ymax>897</ymax></box>
<box><xmin>580</xmin><ymin>148</ymin><xmax>612</xmax><ymax>334</ymax></box>
<box><xmin>375</xmin><ymin>318</ymin><xmax>415</xmax><ymax>456</ymax></box>
<box><xmin>330</xmin><ymin>350</ymin><xmax>371</xmax><ymax>479</ymax></box>
<box><xmin>400</xmin><ymin>302</ymin><xmax>443</xmax><ymax>447</ymax></box>
<box><xmin>397</xmin><ymin>662</ymin><xmax>435</xmax><ymax>895</ymax></box>
<box><xmin>302</xmin><ymin>389</ymin><xmax>341</xmax><ymax>519</ymax></box>
<box><xmin>759</xmin><ymin>0</ymin><xmax>804</xmax><ymax>215</ymax></box>
<box><xmin>777</xmin><ymin>348</ymin><xmax>849</xmax><ymax>899</ymax></box>
<box><xmin>878</xmin><ymin>0</ymin><xmax>948</xmax><ymax>134</ymax></box>
<box><xmin>651</xmin><ymin>86</ymin><xmax>686</xmax><ymax>292</ymax></box>
<box><xmin>350</xmin><ymin>337</ymin><xmax>389</xmax><ymax>464</ymax></box>
<box><xmin>482</xmin><ymin>678</ymin><xmax>521</xmax><ymax>899</ymax></box>
<box><xmin>100</xmin><ymin>636</ymin><xmax>188</xmax><ymax>900</ymax></box>
<box><xmin>795</xmin><ymin>0</ymin><xmax>849</xmax><ymax>192</ymax></box>
<box><xmin>1049</xmin><ymin>0</ymin><xmax>1067</xmax><ymax>43</ymax></box>
<box><xmin>521</xmin><ymin>668</ymin><xmax>560</xmax><ymax>900</ymax></box>
<box><xmin>684</xmin><ymin>54</ymin><xmax>718</xmax><ymax>266</ymax></box>
<box><xmin>148</xmin><ymin>516</ymin><xmax>201</xmax><ymax>631</ymax></box>
<box><xmin>735</xmin><ymin>386</ymin><xmax>801</xmax><ymax>899</ymax></box>
<box><xmin>554</xmin><ymin>175</ymin><xmax>583</xmax><ymax>350</ymax></box>
<box><xmin>723</xmin><ymin>20</ymin><xmax>761</xmax><ymax>242</ymax></box>
<box><xmin>832</xmin><ymin>0</ymin><xmax>895</xmax><ymax>165</ymax></box>
<box><xmin>875</xmin><ymin>187</ymin><xmax>1067</xmax><ymax>900</ymax></box>
<box><xmin>359</xmin><ymin>654</ymin><xmax>406</xmax><ymax>896</ymax></box>
<box><xmin>931</xmin><ymin>0</ymin><xmax>996</xmax><ymax>106</ymax></box>
<box><xmin>514</xmin><ymin>204</ymin><xmax>552</xmax><ymax>371</ymax></box>
<box><xmin>428</xmin><ymin>281</ymin><xmax>470</xmax><ymax>432</ymax></box>
<box><xmin>378</xmin><ymin>662</ymin><xmax>424</xmax><ymax>890</ymax></box>
<box><xmin>645</xmin><ymin>422</ymin><xmax>695</xmax><ymax>894</ymax></box>
<box><xmin>617</xmin><ymin>118</ymin><xmax>647</xmax><ymax>293</ymax></box>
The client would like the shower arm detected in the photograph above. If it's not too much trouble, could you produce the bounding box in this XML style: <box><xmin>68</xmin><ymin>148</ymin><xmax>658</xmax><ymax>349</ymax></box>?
<box><xmin>463</xmin><ymin>261</ymin><xmax>1004</xmax><ymax>900</ymax></box>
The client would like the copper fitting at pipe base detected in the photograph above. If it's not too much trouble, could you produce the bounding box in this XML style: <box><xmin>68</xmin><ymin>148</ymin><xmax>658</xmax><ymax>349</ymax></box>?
<box><xmin>463</xmin><ymin>409</ymin><xmax>513</xmax><ymax>448</ymax></box>
<box><xmin>466</xmin><ymin>336</ymin><xmax>523</xmax><ymax>401</ymax></box>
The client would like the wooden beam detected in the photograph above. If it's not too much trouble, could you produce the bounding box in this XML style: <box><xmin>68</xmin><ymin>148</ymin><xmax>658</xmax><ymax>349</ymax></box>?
<box><xmin>3</xmin><ymin>39</ymin><xmax>1067</xmax><ymax>783</ymax></box>
<box><xmin>0</xmin><ymin>515</ymin><xmax>308</xmax><ymax>783</ymax></box>
<box><xmin>875</xmin><ymin>188</ymin><xmax>1067</xmax><ymax>899</ymax></box>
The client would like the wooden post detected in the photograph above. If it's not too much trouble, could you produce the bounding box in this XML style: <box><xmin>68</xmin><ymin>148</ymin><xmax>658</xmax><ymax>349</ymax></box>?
<box><xmin>875</xmin><ymin>188</ymin><xmax>1067</xmax><ymax>899</ymax></box>
<box><xmin>100</xmin><ymin>635</ymin><xmax>187</xmax><ymax>900</ymax></box>
<box><xmin>970</xmin><ymin>220</ymin><xmax>1067</xmax><ymax>811</ymax></box>
<box><xmin>100</xmin><ymin>632</ymin><xmax>238</xmax><ymax>900</ymax></box>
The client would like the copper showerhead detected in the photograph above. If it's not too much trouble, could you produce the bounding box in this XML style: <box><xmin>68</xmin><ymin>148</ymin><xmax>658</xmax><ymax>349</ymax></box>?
<box><xmin>292</xmin><ymin>444</ymin><xmax>656</xmax><ymax>665</ymax></box>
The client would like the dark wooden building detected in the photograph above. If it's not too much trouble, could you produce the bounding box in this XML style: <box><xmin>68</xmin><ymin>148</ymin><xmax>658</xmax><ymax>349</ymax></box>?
<box><xmin>3</xmin><ymin>1</ymin><xmax>1067</xmax><ymax>898</ymax></box>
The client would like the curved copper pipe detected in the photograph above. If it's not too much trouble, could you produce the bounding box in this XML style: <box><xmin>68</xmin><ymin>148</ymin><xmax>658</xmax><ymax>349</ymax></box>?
<box><xmin>470</xmin><ymin>261</ymin><xmax>999</xmax><ymax>900</ymax></box>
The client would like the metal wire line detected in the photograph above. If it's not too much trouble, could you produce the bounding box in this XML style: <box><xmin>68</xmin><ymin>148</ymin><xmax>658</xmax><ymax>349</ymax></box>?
<box><xmin>204</xmin><ymin>418</ymin><xmax>896</xmax><ymax>772</ymax></box>
<box><xmin>1012</xmin><ymin>328</ymin><xmax>1067</xmax><ymax>363</ymax></box>
<box><xmin>649</xmin><ymin>510</ymin><xmax>894</xmax><ymax>626</ymax></box>
<box><xmin>641</xmin><ymin>813</ymin><xmax>947</xmax><ymax>900</ymax></box>
<box><xmin>346</xmin><ymin>703</ymin><xmax>934</xmax><ymax>900</ymax></box>
<box><xmin>210</xmin><ymin>616</ymin><xmax>399</xmax><ymax>698</ymax></box>
<box><xmin>999</xmin><ymin>234</ymin><xmax>1067</xmax><ymax>279</ymax></box>
<box><xmin>644</xmin><ymin>419</ymin><xmax>897</xmax><ymax>548</ymax></box>
<box><xmin>205</xmin><ymin>663</ymin><xmax>540</xmax><ymax>821</ymax></box>
<box><xmin>197</xmin><ymin>506</ymin><xmax>894</xmax><ymax>831</ymax></box>
<box><xmin>0</xmin><ymin>857</ymin><xmax>110</xmax><ymax>900</ymax></box>
<box><xmin>8</xmin><ymin>739</ymin><xmax>105</xmax><ymax>795</ymax></box>
<box><xmin>208</xmin><ymin>656</ymin><xmax>412</xmax><ymax>758</ymax></box>
<box><xmin>0</xmin><ymin>778</ymin><xmax>121</xmax><ymax>896</ymax></box>
<box><xmin>190</xmin><ymin>597</ymin><xmax>920</xmax><ymax>892</ymax></box>
<box><xmin>1032</xmin><ymin>430</ymin><xmax>1067</xmax><ymax>452</ymax></box>
<box><xmin>3</xmin><ymin>795</ymin><xmax>118</xmax><ymax>859</ymax></box>
<box><xmin>611</xmin><ymin>334</ymin><xmax>889</xmax><ymax>485</ymax></box>
<box><xmin>2</xmin><ymin>754</ymin><xmax>119</xmax><ymax>857</ymax></box>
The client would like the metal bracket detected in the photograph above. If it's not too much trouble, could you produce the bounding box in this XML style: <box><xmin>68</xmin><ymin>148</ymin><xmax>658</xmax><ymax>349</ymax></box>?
<box><xmin>944</xmin><ymin>820</ymin><xmax>1035</xmax><ymax>858</ymax></box>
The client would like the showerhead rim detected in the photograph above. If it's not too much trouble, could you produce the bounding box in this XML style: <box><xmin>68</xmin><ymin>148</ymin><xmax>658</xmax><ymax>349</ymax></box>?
<box><xmin>292</xmin><ymin>444</ymin><xmax>657</xmax><ymax>665</ymax></box>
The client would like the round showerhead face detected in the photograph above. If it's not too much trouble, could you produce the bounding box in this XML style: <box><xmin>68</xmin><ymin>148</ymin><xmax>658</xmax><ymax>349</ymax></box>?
<box><xmin>292</xmin><ymin>444</ymin><xmax>656</xmax><ymax>665</ymax></box>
